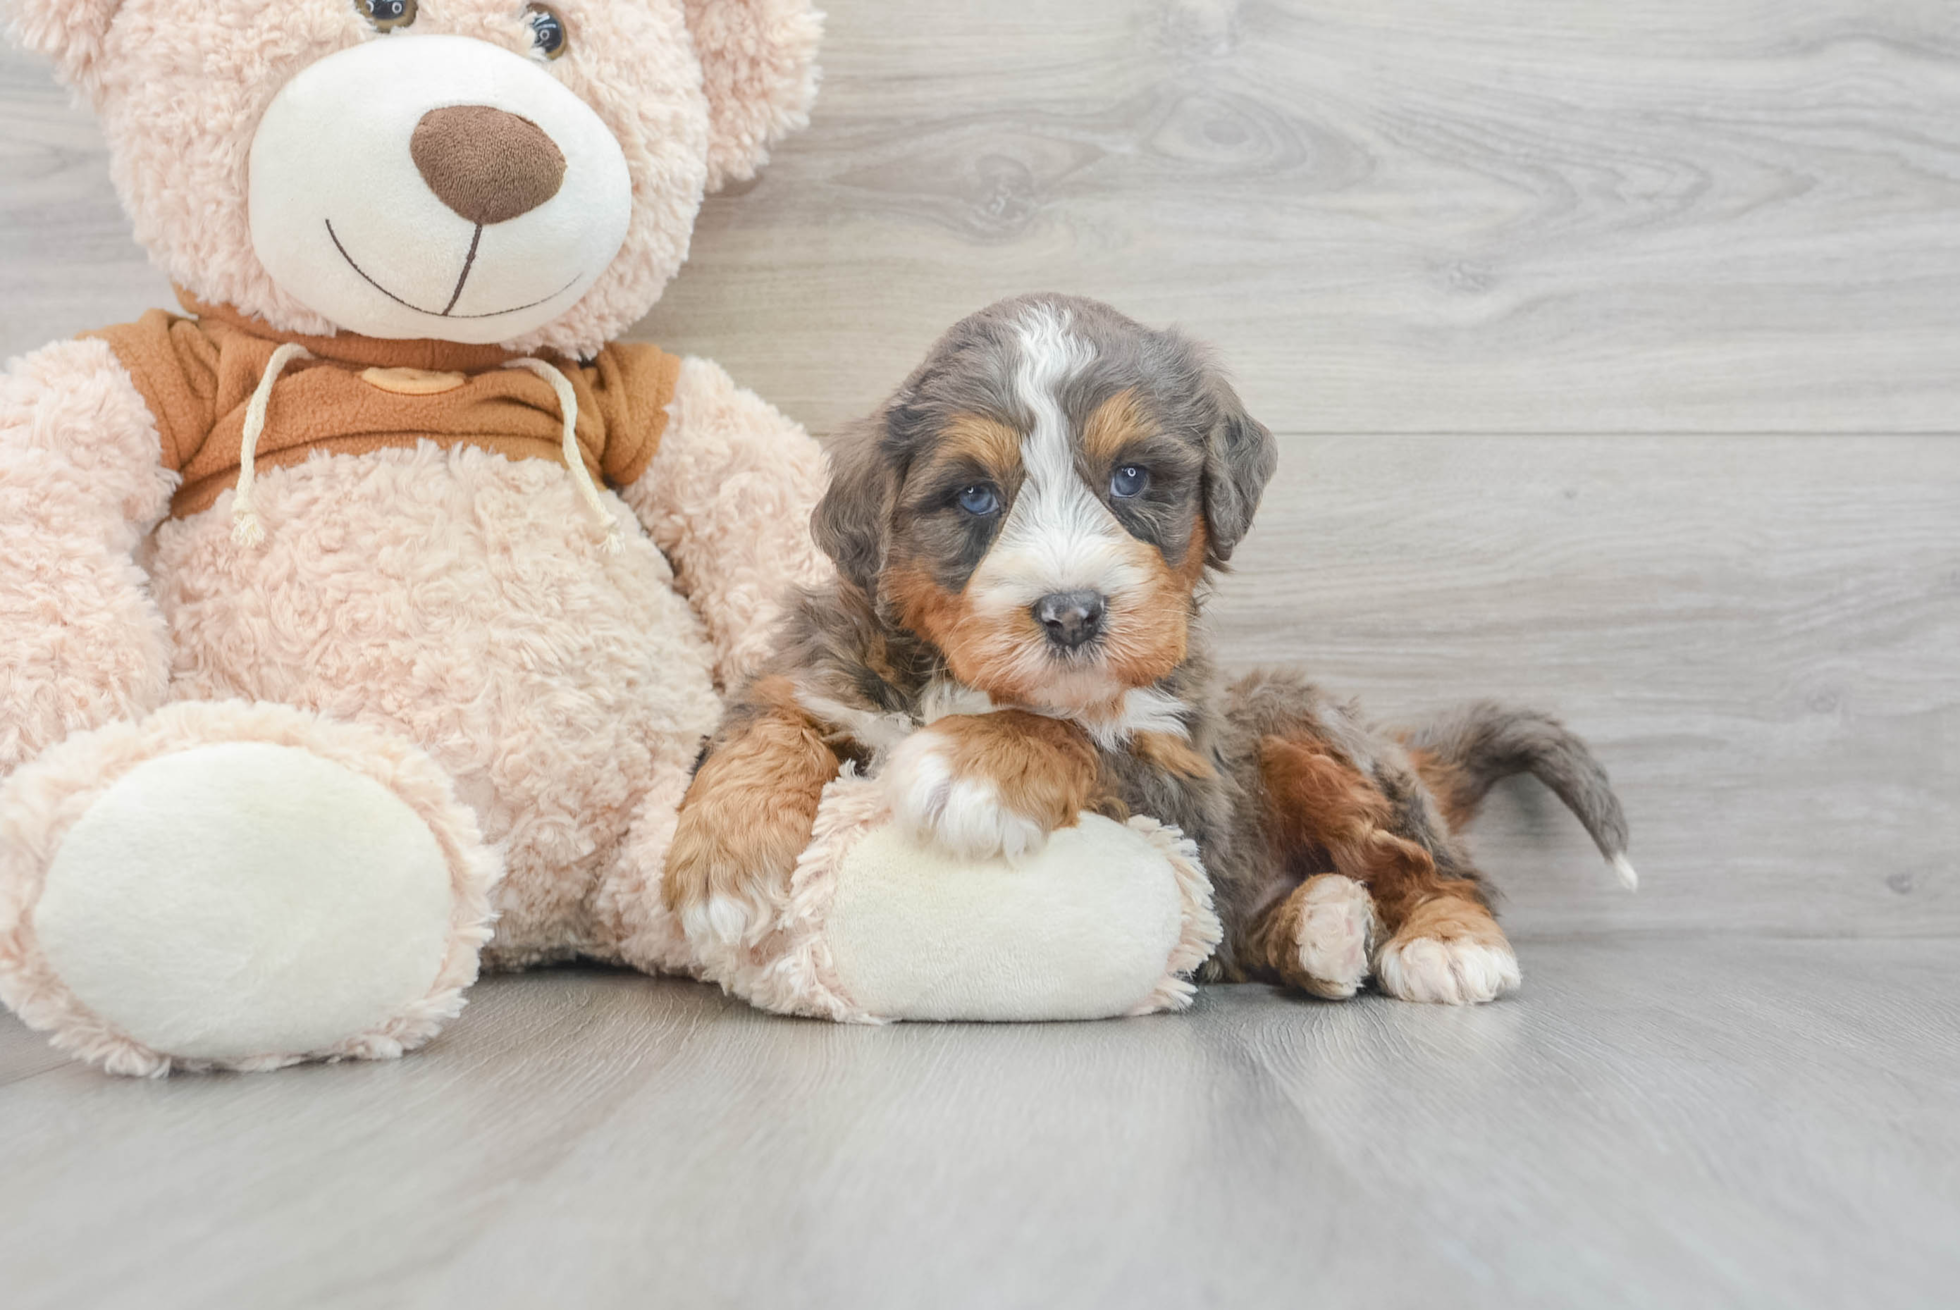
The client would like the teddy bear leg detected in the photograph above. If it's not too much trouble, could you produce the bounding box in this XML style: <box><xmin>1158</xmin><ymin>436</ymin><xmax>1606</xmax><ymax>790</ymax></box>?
<box><xmin>584</xmin><ymin>767</ymin><xmax>697</xmax><ymax>980</ymax></box>
<box><xmin>0</xmin><ymin>701</ymin><xmax>501</xmax><ymax>1076</ymax></box>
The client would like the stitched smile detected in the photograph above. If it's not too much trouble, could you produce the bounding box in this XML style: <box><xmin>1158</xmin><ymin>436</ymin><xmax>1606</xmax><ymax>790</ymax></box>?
<box><xmin>325</xmin><ymin>219</ymin><xmax>580</xmax><ymax>319</ymax></box>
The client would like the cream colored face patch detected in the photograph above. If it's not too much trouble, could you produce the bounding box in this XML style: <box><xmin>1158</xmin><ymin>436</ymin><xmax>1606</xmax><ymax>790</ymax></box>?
<box><xmin>248</xmin><ymin>35</ymin><xmax>631</xmax><ymax>345</ymax></box>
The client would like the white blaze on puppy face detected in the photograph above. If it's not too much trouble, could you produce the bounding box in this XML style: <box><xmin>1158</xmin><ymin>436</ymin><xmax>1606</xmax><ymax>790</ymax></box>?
<box><xmin>955</xmin><ymin>306</ymin><xmax>1145</xmax><ymax>710</ymax></box>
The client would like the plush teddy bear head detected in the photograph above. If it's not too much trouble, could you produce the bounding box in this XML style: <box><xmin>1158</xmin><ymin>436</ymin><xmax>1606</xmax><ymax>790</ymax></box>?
<box><xmin>6</xmin><ymin>0</ymin><xmax>820</xmax><ymax>356</ymax></box>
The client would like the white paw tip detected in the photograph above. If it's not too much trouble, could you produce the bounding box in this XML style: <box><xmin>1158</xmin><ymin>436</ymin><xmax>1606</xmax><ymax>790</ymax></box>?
<box><xmin>883</xmin><ymin>731</ymin><xmax>1047</xmax><ymax>861</ymax></box>
<box><xmin>1378</xmin><ymin>936</ymin><xmax>1521</xmax><ymax>1005</ymax></box>
<box><xmin>1610</xmin><ymin>853</ymin><xmax>1639</xmax><ymax>891</ymax></box>
<box><xmin>683</xmin><ymin>895</ymin><xmax>753</xmax><ymax>948</ymax></box>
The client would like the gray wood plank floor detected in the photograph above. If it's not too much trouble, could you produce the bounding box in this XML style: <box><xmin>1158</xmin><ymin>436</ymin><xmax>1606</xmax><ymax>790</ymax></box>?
<box><xmin>2</xmin><ymin>2</ymin><xmax>1956</xmax><ymax>1306</ymax></box>
<box><xmin>4</xmin><ymin>940</ymin><xmax>1957</xmax><ymax>1310</ymax></box>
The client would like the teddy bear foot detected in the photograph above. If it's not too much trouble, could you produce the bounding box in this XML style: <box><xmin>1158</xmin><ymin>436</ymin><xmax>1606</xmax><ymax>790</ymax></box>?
<box><xmin>0</xmin><ymin>702</ymin><xmax>501</xmax><ymax>1075</ymax></box>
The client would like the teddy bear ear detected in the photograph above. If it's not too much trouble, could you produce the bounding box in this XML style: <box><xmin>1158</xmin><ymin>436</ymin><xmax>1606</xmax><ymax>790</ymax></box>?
<box><xmin>681</xmin><ymin>0</ymin><xmax>823</xmax><ymax>192</ymax></box>
<box><xmin>4</xmin><ymin>0</ymin><xmax>125</xmax><ymax>99</ymax></box>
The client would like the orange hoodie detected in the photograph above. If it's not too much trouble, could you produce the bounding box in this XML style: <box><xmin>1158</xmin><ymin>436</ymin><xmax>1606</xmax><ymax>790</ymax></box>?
<box><xmin>89</xmin><ymin>290</ymin><xmax>679</xmax><ymax>519</ymax></box>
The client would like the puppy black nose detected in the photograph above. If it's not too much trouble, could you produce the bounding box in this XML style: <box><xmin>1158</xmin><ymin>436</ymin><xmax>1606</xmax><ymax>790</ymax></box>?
<box><xmin>1033</xmin><ymin>590</ymin><xmax>1106</xmax><ymax>650</ymax></box>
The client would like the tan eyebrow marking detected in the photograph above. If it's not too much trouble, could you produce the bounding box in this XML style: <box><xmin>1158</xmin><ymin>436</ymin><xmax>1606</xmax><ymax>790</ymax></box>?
<box><xmin>935</xmin><ymin>412</ymin><xmax>1022</xmax><ymax>476</ymax></box>
<box><xmin>1081</xmin><ymin>388</ymin><xmax>1155</xmax><ymax>464</ymax></box>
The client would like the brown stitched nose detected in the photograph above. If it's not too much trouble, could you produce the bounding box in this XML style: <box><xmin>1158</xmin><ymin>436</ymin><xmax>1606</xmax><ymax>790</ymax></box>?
<box><xmin>410</xmin><ymin>105</ymin><xmax>566</xmax><ymax>226</ymax></box>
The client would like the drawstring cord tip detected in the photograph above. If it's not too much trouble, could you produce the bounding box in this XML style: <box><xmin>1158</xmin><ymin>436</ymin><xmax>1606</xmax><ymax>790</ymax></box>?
<box><xmin>230</xmin><ymin>511</ymin><xmax>266</xmax><ymax>549</ymax></box>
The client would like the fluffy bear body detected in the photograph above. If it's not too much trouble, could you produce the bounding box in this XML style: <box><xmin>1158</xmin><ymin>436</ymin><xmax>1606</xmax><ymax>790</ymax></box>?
<box><xmin>0</xmin><ymin>0</ymin><xmax>832</xmax><ymax>1074</ymax></box>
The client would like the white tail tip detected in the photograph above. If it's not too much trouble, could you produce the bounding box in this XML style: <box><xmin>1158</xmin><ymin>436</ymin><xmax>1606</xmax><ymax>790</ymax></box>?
<box><xmin>1610</xmin><ymin>853</ymin><xmax>1639</xmax><ymax>891</ymax></box>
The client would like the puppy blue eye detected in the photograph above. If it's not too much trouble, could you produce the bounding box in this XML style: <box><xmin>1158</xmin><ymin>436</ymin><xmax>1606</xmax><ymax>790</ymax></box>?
<box><xmin>956</xmin><ymin>485</ymin><xmax>1001</xmax><ymax>516</ymax></box>
<box><xmin>1110</xmin><ymin>465</ymin><xmax>1149</xmax><ymax>498</ymax></box>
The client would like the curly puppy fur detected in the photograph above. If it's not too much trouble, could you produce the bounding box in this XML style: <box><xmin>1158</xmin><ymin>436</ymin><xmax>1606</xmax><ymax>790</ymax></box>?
<box><xmin>668</xmin><ymin>295</ymin><xmax>1634</xmax><ymax>1003</ymax></box>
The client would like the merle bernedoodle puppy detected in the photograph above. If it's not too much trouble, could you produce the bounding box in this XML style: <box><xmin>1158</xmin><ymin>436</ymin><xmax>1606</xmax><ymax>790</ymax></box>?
<box><xmin>665</xmin><ymin>294</ymin><xmax>1634</xmax><ymax>1003</ymax></box>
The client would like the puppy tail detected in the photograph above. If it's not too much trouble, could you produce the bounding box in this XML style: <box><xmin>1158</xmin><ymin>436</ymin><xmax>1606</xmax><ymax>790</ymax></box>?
<box><xmin>1401</xmin><ymin>702</ymin><xmax>1636</xmax><ymax>891</ymax></box>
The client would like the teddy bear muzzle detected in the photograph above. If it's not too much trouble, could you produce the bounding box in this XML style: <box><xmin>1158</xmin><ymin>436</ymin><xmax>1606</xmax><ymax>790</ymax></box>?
<box><xmin>246</xmin><ymin>33</ymin><xmax>631</xmax><ymax>346</ymax></box>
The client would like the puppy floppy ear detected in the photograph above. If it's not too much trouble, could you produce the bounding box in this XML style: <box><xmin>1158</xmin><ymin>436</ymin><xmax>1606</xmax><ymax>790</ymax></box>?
<box><xmin>1201</xmin><ymin>378</ymin><xmax>1278</xmax><ymax>566</ymax></box>
<box><xmin>681</xmin><ymin>0</ymin><xmax>823</xmax><ymax>193</ymax></box>
<box><xmin>4</xmin><ymin>0</ymin><xmax>125</xmax><ymax>100</ymax></box>
<box><xmin>811</xmin><ymin>418</ymin><xmax>897</xmax><ymax>596</ymax></box>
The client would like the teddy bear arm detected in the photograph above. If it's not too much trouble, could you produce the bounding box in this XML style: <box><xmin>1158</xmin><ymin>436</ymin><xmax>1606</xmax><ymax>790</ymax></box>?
<box><xmin>0</xmin><ymin>338</ymin><xmax>178</xmax><ymax>775</ymax></box>
<box><xmin>617</xmin><ymin>355</ymin><xmax>833</xmax><ymax>689</ymax></box>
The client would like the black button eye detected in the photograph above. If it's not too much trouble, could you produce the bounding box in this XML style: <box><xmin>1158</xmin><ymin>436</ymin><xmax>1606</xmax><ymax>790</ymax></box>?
<box><xmin>956</xmin><ymin>485</ymin><xmax>1002</xmax><ymax>517</ymax></box>
<box><xmin>527</xmin><ymin>5</ymin><xmax>569</xmax><ymax>60</ymax></box>
<box><xmin>1109</xmin><ymin>465</ymin><xmax>1149</xmax><ymax>498</ymax></box>
<box><xmin>359</xmin><ymin>0</ymin><xmax>416</xmax><ymax>29</ymax></box>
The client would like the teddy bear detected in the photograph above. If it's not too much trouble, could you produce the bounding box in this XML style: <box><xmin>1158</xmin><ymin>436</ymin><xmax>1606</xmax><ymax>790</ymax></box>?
<box><xmin>0</xmin><ymin>0</ymin><xmax>843</xmax><ymax>1075</ymax></box>
<box><xmin>0</xmin><ymin>0</ymin><xmax>1216</xmax><ymax>1076</ymax></box>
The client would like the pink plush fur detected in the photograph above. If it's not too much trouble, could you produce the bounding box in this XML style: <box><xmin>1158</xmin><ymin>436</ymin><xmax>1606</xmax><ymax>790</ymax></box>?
<box><xmin>1</xmin><ymin>0</ymin><xmax>823</xmax><ymax>359</ymax></box>
<box><xmin>0</xmin><ymin>339</ymin><xmax>176</xmax><ymax>775</ymax></box>
<box><xmin>0</xmin><ymin>0</ymin><xmax>830</xmax><ymax>1072</ymax></box>
<box><xmin>623</xmin><ymin>356</ymin><xmax>835</xmax><ymax>689</ymax></box>
<box><xmin>145</xmin><ymin>438</ymin><xmax>727</xmax><ymax>971</ymax></box>
<box><xmin>0</xmin><ymin>700</ymin><xmax>502</xmax><ymax>1076</ymax></box>
<box><xmin>684</xmin><ymin>0</ymin><xmax>825</xmax><ymax>191</ymax></box>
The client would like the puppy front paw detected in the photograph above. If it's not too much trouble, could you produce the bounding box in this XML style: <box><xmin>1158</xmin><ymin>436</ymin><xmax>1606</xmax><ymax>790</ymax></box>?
<box><xmin>882</xmin><ymin>727</ymin><xmax>1053</xmax><ymax>861</ymax></box>
<box><xmin>663</xmin><ymin>819</ymin><xmax>782</xmax><ymax>977</ymax></box>
<box><xmin>881</xmin><ymin>711</ymin><xmax>1100</xmax><ymax>861</ymax></box>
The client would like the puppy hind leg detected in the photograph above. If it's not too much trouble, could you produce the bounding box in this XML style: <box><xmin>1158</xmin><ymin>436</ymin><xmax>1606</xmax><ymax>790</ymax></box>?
<box><xmin>1256</xmin><ymin>735</ymin><xmax>1519</xmax><ymax>1005</ymax></box>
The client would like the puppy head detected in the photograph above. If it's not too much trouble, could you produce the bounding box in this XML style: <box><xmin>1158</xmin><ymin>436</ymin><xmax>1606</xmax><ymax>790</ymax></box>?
<box><xmin>813</xmin><ymin>294</ymin><xmax>1277</xmax><ymax>714</ymax></box>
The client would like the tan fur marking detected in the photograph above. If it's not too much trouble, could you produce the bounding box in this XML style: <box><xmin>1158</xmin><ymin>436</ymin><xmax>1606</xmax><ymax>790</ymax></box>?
<box><xmin>887</xmin><ymin>564</ymin><xmax>1060</xmax><ymax>706</ymax></box>
<box><xmin>936</xmin><ymin>412</ymin><xmax>1022</xmax><ymax>475</ymax></box>
<box><xmin>1256</xmin><ymin>733</ymin><xmax>1488</xmax><ymax>953</ymax></box>
<box><xmin>1100</xmin><ymin>535</ymin><xmax>1194</xmax><ymax>690</ymax></box>
<box><xmin>928</xmin><ymin>710</ymin><xmax>1101</xmax><ymax>832</ymax></box>
<box><xmin>1135</xmin><ymin>730</ymin><xmax>1214</xmax><ymax>779</ymax></box>
<box><xmin>1389</xmin><ymin>893</ymin><xmax>1508</xmax><ymax>951</ymax></box>
<box><xmin>1081</xmin><ymin>388</ymin><xmax>1152</xmax><ymax>465</ymax></box>
<box><xmin>1179</xmin><ymin>515</ymin><xmax>1210</xmax><ymax>585</ymax></box>
<box><xmin>1407</xmin><ymin>746</ymin><xmax>1480</xmax><ymax>832</ymax></box>
<box><xmin>664</xmin><ymin>676</ymin><xmax>841</xmax><ymax>931</ymax></box>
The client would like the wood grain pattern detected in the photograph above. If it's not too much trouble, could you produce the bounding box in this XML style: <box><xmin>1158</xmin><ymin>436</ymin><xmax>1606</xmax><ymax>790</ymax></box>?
<box><xmin>7</xmin><ymin>4</ymin><xmax>1960</xmax><ymax>434</ymax></box>
<box><xmin>1210</xmin><ymin>433</ymin><xmax>1960</xmax><ymax>938</ymax></box>
<box><xmin>2</xmin><ymin>947</ymin><xmax>1957</xmax><ymax>1310</ymax></box>
<box><xmin>634</xmin><ymin>0</ymin><xmax>1960</xmax><ymax>435</ymax></box>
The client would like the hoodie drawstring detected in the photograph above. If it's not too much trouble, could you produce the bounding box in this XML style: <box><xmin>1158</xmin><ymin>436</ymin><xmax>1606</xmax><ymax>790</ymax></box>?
<box><xmin>504</xmin><ymin>356</ymin><xmax>623</xmax><ymax>554</ymax></box>
<box><xmin>229</xmin><ymin>348</ymin><xmax>621</xmax><ymax>555</ymax></box>
<box><xmin>231</xmin><ymin>342</ymin><xmax>313</xmax><ymax>547</ymax></box>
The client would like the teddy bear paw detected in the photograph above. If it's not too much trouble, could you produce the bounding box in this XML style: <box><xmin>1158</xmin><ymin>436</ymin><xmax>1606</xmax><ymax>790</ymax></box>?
<box><xmin>0</xmin><ymin>705</ymin><xmax>498</xmax><ymax>1074</ymax></box>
